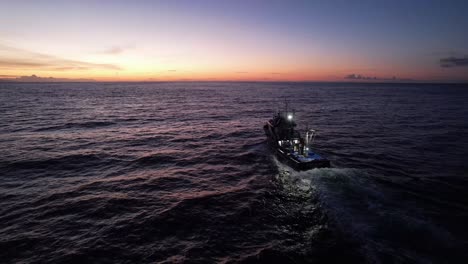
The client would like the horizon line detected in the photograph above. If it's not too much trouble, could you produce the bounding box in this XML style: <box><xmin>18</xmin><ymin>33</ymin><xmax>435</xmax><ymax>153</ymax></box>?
<box><xmin>1</xmin><ymin>80</ymin><xmax>468</xmax><ymax>84</ymax></box>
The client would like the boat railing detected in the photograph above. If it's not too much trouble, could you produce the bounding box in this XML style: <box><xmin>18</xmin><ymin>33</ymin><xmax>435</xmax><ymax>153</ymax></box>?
<box><xmin>305</xmin><ymin>129</ymin><xmax>317</xmax><ymax>148</ymax></box>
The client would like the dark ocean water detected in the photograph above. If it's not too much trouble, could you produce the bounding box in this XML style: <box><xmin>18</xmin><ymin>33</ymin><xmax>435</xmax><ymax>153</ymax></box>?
<box><xmin>1</xmin><ymin>82</ymin><xmax>467</xmax><ymax>263</ymax></box>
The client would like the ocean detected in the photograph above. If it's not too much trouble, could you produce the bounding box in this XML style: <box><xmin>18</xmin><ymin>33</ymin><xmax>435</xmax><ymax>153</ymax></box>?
<box><xmin>1</xmin><ymin>82</ymin><xmax>467</xmax><ymax>263</ymax></box>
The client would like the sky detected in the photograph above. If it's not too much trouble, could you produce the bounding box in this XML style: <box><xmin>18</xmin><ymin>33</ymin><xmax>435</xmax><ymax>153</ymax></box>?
<box><xmin>1</xmin><ymin>0</ymin><xmax>468</xmax><ymax>82</ymax></box>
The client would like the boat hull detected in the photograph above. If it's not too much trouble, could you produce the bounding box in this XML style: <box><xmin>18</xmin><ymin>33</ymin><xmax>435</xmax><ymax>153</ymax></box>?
<box><xmin>264</xmin><ymin>124</ymin><xmax>330</xmax><ymax>171</ymax></box>
<box><xmin>275</xmin><ymin>147</ymin><xmax>330</xmax><ymax>170</ymax></box>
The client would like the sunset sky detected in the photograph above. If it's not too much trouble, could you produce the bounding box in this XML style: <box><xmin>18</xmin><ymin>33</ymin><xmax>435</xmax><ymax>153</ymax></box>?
<box><xmin>1</xmin><ymin>0</ymin><xmax>468</xmax><ymax>82</ymax></box>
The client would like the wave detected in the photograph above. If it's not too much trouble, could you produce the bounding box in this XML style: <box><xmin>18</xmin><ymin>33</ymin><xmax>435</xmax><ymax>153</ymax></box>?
<box><xmin>34</xmin><ymin>121</ymin><xmax>115</xmax><ymax>132</ymax></box>
<box><xmin>131</xmin><ymin>152</ymin><xmax>205</xmax><ymax>168</ymax></box>
<box><xmin>0</xmin><ymin>153</ymin><xmax>127</xmax><ymax>177</ymax></box>
<box><xmin>132</xmin><ymin>154</ymin><xmax>180</xmax><ymax>166</ymax></box>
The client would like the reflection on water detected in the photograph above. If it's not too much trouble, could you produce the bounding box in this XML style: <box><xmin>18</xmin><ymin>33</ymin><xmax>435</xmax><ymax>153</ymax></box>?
<box><xmin>0</xmin><ymin>82</ymin><xmax>467</xmax><ymax>263</ymax></box>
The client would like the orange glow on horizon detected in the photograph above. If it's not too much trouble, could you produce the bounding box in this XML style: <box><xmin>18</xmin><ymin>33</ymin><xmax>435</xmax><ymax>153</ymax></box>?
<box><xmin>0</xmin><ymin>67</ymin><xmax>434</xmax><ymax>82</ymax></box>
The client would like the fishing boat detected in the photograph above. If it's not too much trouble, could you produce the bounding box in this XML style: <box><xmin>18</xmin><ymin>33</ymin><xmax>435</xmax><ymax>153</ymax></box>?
<box><xmin>264</xmin><ymin>104</ymin><xmax>330</xmax><ymax>170</ymax></box>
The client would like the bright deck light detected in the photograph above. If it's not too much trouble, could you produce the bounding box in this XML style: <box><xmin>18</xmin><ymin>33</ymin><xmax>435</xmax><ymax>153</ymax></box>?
<box><xmin>287</xmin><ymin>114</ymin><xmax>293</xmax><ymax>120</ymax></box>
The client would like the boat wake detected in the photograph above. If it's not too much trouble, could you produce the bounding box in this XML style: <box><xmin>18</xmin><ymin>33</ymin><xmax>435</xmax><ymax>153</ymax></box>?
<box><xmin>272</xmin><ymin>158</ymin><xmax>458</xmax><ymax>263</ymax></box>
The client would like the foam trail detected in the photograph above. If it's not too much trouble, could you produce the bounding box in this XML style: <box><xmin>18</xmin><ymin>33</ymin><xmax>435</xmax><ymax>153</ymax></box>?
<box><xmin>273</xmin><ymin>158</ymin><xmax>456</xmax><ymax>263</ymax></box>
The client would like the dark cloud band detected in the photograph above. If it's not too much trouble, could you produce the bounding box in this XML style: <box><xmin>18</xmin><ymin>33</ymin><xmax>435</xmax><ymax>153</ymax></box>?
<box><xmin>344</xmin><ymin>74</ymin><xmax>411</xmax><ymax>81</ymax></box>
<box><xmin>440</xmin><ymin>56</ymin><xmax>468</xmax><ymax>68</ymax></box>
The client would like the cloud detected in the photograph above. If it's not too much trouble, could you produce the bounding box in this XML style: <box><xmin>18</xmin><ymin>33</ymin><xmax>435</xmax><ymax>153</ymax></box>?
<box><xmin>0</xmin><ymin>44</ymin><xmax>121</xmax><ymax>71</ymax></box>
<box><xmin>52</xmin><ymin>66</ymin><xmax>90</xmax><ymax>71</ymax></box>
<box><xmin>345</xmin><ymin>74</ymin><xmax>378</xmax><ymax>80</ymax></box>
<box><xmin>4</xmin><ymin>74</ymin><xmax>95</xmax><ymax>82</ymax></box>
<box><xmin>0</xmin><ymin>60</ymin><xmax>49</xmax><ymax>68</ymax></box>
<box><xmin>235</xmin><ymin>71</ymin><xmax>248</xmax><ymax>74</ymax></box>
<box><xmin>102</xmin><ymin>46</ymin><xmax>125</xmax><ymax>54</ymax></box>
<box><xmin>99</xmin><ymin>45</ymin><xmax>134</xmax><ymax>55</ymax></box>
<box><xmin>439</xmin><ymin>56</ymin><xmax>468</xmax><ymax>68</ymax></box>
<box><xmin>0</xmin><ymin>74</ymin><xmax>18</xmax><ymax>78</ymax></box>
<box><xmin>167</xmin><ymin>70</ymin><xmax>177</xmax><ymax>72</ymax></box>
<box><xmin>344</xmin><ymin>73</ymin><xmax>412</xmax><ymax>81</ymax></box>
